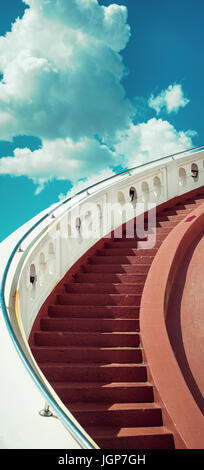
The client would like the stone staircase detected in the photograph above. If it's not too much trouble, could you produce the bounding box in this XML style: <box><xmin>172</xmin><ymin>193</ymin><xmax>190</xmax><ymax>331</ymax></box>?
<box><xmin>31</xmin><ymin>193</ymin><xmax>204</xmax><ymax>449</ymax></box>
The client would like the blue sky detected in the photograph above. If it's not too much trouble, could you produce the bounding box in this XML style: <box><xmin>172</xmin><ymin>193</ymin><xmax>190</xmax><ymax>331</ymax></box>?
<box><xmin>0</xmin><ymin>0</ymin><xmax>203</xmax><ymax>241</ymax></box>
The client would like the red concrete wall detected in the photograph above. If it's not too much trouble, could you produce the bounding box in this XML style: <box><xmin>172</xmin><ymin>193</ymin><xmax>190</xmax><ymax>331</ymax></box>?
<box><xmin>140</xmin><ymin>200</ymin><xmax>204</xmax><ymax>448</ymax></box>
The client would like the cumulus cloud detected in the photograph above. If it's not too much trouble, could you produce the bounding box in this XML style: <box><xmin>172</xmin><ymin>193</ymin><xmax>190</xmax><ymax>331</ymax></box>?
<box><xmin>148</xmin><ymin>84</ymin><xmax>190</xmax><ymax>115</ymax></box>
<box><xmin>0</xmin><ymin>136</ymin><xmax>118</xmax><ymax>193</ymax></box>
<box><xmin>0</xmin><ymin>1</ymin><xmax>196</xmax><ymax>196</ymax></box>
<box><xmin>115</xmin><ymin>118</ymin><xmax>196</xmax><ymax>168</ymax></box>
<box><xmin>0</xmin><ymin>0</ymin><xmax>132</xmax><ymax>142</ymax></box>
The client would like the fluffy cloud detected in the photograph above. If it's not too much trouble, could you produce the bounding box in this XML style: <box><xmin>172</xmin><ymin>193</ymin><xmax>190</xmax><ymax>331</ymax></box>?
<box><xmin>0</xmin><ymin>1</ymin><xmax>196</xmax><ymax>196</ymax></box>
<box><xmin>0</xmin><ymin>136</ymin><xmax>118</xmax><ymax>193</ymax></box>
<box><xmin>0</xmin><ymin>117</ymin><xmax>195</xmax><ymax>193</ymax></box>
<box><xmin>0</xmin><ymin>0</ymin><xmax>131</xmax><ymax>142</ymax></box>
<box><xmin>116</xmin><ymin>118</ymin><xmax>196</xmax><ymax>168</ymax></box>
<box><xmin>148</xmin><ymin>84</ymin><xmax>190</xmax><ymax>115</ymax></box>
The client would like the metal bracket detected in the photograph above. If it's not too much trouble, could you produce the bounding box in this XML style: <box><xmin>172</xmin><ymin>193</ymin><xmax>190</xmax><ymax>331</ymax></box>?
<box><xmin>39</xmin><ymin>402</ymin><xmax>53</xmax><ymax>417</ymax></box>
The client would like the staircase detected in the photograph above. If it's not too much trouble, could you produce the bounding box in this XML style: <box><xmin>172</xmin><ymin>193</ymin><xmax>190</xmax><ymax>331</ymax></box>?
<box><xmin>31</xmin><ymin>193</ymin><xmax>204</xmax><ymax>449</ymax></box>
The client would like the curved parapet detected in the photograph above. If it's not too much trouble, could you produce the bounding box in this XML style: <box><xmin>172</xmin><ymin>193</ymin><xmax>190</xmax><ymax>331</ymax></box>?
<box><xmin>140</xmin><ymin>202</ymin><xmax>204</xmax><ymax>449</ymax></box>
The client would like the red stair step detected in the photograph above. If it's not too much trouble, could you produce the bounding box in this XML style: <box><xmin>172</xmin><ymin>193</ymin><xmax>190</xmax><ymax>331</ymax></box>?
<box><xmin>97</xmin><ymin>248</ymin><xmax>158</xmax><ymax>256</ymax></box>
<box><xmin>34</xmin><ymin>331</ymin><xmax>140</xmax><ymax>347</ymax></box>
<box><xmin>74</xmin><ymin>273</ymin><xmax>147</xmax><ymax>284</ymax></box>
<box><xmin>51</xmin><ymin>381</ymin><xmax>154</xmax><ymax>403</ymax></box>
<box><xmin>48</xmin><ymin>304</ymin><xmax>140</xmax><ymax>319</ymax></box>
<box><xmin>40</xmin><ymin>363</ymin><xmax>147</xmax><ymax>383</ymax></box>
<box><xmin>157</xmin><ymin>214</ymin><xmax>185</xmax><ymax>222</ymax></box>
<box><xmin>159</xmin><ymin>208</ymin><xmax>193</xmax><ymax>215</ymax></box>
<box><xmin>191</xmin><ymin>196</ymin><xmax>204</xmax><ymax>201</ymax></box>
<box><xmin>40</xmin><ymin>317</ymin><xmax>140</xmax><ymax>332</ymax></box>
<box><xmin>87</xmin><ymin>426</ymin><xmax>175</xmax><ymax>449</ymax></box>
<box><xmin>64</xmin><ymin>283</ymin><xmax>144</xmax><ymax>294</ymax></box>
<box><xmin>149</xmin><ymin>226</ymin><xmax>173</xmax><ymax>233</ymax></box>
<box><xmin>56</xmin><ymin>293</ymin><xmax>142</xmax><ymax>306</ymax></box>
<box><xmin>88</xmin><ymin>256</ymin><xmax>154</xmax><ymax>265</ymax></box>
<box><xmin>156</xmin><ymin>220</ymin><xmax>178</xmax><ymax>227</ymax></box>
<box><xmin>81</xmin><ymin>264</ymin><xmax>150</xmax><ymax>273</ymax></box>
<box><xmin>68</xmin><ymin>402</ymin><xmax>162</xmax><ymax>427</ymax></box>
<box><xmin>104</xmin><ymin>241</ymin><xmax>162</xmax><ymax>249</ymax></box>
<box><xmin>31</xmin><ymin>346</ymin><xmax>143</xmax><ymax>364</ymax></box>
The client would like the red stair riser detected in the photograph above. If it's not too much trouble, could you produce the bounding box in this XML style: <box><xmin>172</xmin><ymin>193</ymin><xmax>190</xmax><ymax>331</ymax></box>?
<box><xmin>104</xmin><ymin>241</ymin><xmax>162</xmax><ymax>249</ymax></box>
<box><xmin>159</xmin><ymin>208</ymin><xmax>192</xmax><ymax>215</ymax></box>
<box><xmin>88</xmin><ymin>256</ymin><xmax>154</xmax><ymax>265</ymax></box>
<box><xmin>156</xmin><ymin>220</ymin><xmax>178</xmax><ymax>227</ymax></box>
<box><xmin>40</xmin><ymin>317</ymin><xmax>140</xmax><ymax>332</ymax></box>
<box><xmin>31</xmin><ymin>347</ymin><xmax>143</xmax><ymax>364</ymax></box>
<box><xmin>81</xmin><ymin>264</ymin><xmax>150</xmax><ymax>273</ymax></box>
<box><xmin>64</xmin><ymin>283</ymin><xmax>144</xmax><ymax>294</ymax></box>
<box><xmin>52</xmin><ymin>383</ymin><xmax>154</xmax><ymax>403</ymax></box>
<box><xmin>71</xmin><ymin>407</ymin><xmax>162</xmax><ymax>428</ymax></box>
<box><xmin>97</xmin><ymin>248</ymin><xmax>158</xmax><ymax>256</ymax></box>
<box><xmin>74</xmin><ymin>273</ymin><xmax>147</xmax><ymax>283</ymax></box>
<box><xmin>56</xmin><ymin>293</ymin><xmax>142</xmax><ymax>306</ymax></box>
<box><xmin>40</xmin><ymin>364</ymin><xmax>147</xmax><ymax>383</ymax></box>
<box><xmin>95</xmin><ymin>433</ymin><xmax>175</xmax><ymax>449</ymax></box>
<box><xmin>34</xmin><ymin>331</ymin><xmax>140</xmax><ymax>347</ymax></box>
<box><xmin>157</xmin><ymin>214</ymin><xmax>185</xmax><ymax>221</ymax></box>
<box><xmin>48</xmin><ymin>304</ymin><xmax>140</xmax><ymax>318</ymax></box>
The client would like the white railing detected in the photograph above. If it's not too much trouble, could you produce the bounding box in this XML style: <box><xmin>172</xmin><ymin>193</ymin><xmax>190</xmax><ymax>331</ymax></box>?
<box><xmin>0</xmin><ymin>145</ymin><xmax>204</xmax><ymax>449</ymax></box>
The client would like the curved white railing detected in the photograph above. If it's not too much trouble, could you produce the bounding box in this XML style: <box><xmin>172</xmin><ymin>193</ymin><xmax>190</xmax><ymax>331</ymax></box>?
<box><xmin>0</xmin><ymin>144</ymin><xmax>204</xmax><ymax>449</ymax></box>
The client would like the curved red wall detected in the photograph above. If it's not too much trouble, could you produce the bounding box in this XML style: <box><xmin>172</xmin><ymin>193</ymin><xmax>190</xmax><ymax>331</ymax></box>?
<box><xmin>166</xmin><ymin>230</ymin><xmax>204</xmax><ymax>415</ymax></box>
<box><xmin>140</xmin><ymin>203</ymin><xmax>204</xmax><ymax>449</ymax></box>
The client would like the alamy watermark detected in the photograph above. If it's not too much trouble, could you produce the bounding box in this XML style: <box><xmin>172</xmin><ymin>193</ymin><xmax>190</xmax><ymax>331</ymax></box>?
<box><xmin>67</xmin><ymin>201</ymin><xmax>157</xmax><ymax>249</ymax></box>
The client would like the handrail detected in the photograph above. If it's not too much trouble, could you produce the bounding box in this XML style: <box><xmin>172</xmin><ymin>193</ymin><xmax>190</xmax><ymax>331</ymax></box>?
<box><xmin>0</xmin><ymin>240</ymin><xmax>97</xmax><ymax>449</ymax></box>
<box><xmin>0</xmin><ymin>142</ymin><xmax>204</xmax><ymax>449</ymax></box>
<box><xmin>60</xmin><ymin>143</ymin><xmax>204</xmax><ymax>202</ymax></box>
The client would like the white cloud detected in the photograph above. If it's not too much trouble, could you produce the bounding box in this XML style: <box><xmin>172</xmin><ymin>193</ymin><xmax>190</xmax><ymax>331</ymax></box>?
<box><xmin>0</xmin><ymin>0</ymin><xmax>131</xmax><ymax>142</ymax></box>
<box><xmin>115</xmin><ymin>118</ymin><xmax>196</xmax><ymax>168</ymax></box>
<box><xmin>0</xmin><ymin>137</ymin><xmax>119</xmax><ymax>193</ymax></box>
<box><xmin>0</xmin><ymin>1</ymin><xmax>196</xmax><ymax>197</ymax></box>
<box><xmin>148</xmin><ymin>84</ymin><xmax>190</xmax><ymax>115</ymax></box>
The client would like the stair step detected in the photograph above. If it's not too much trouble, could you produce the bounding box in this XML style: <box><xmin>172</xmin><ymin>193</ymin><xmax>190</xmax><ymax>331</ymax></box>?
<box><xmin>40</xmin><ymin>317</ymin><xmax>140</xmax><ymax>332</ymax></box>
<box><xmin>192</xmin><ymin>195</ymin><xmax>204</xmax><ymax>201</ymax></box>
<box><xmin>175</xmin><ymin>202</ymin><xmax>197</xmax><ymax>209</ymax></box>
<box><xmin>64</xmin><ymin>283</ymin><xmax>144</xmax><ymax>294</ymax></box>
<box><xmin>48</xmin><ymin>304</ymin><xmax>140</xmax><ymax>319</ymax></box>
<box><xmin>88</xmin><ymin>256</ymin><xmax>154</xmax><ymax>265</ymax></box>
<box><xmin>82</xmin><ymin>264</ymin><xmax>150</xmax><ymax>273</ymax></box>
<box><xmin>156</xmin><ymin>220</ymin><xmax>178</xmax><ymax>227</ymax></box>
<box><xmin>35</xmin><ymin>331</ymin><xmax>140</xmax><ymax>347</ymax></box>
<box><xmin>97</xmin><ymin>248</ymin><xmax>158</xmax><ymax>256</ymax></box>
<box><xmin>86</xmin><ymin>426</ymin><xmax>175</xmax><ymax>449</ymax></box>
<box><xmin>150</xmin><ymin>226</ymin><xmax>173</xmax><ymax>233</ymax></box>
<box><xmin>56</xmin><ymin>293</ymin><xmax>142</xmax><ymax>306</ymax></box>
<box><xmin>68</xmin><ymin>402</ymin><xmax>162</xmax><ymax>427</ymax></box>
<box><xmin>104</xmin><ymin>241</ymin><xmax>161</xmax><ymax>249</ymax></box>
<box><xmin>74</xmin><ymin>273</ymin><xmax>147</xmax><ymax>284</ymax></box>
<box><xmin>159</xmin><ymin>208</ymin><xmax>192</xmax><ymax>216</ymax></box>
<box><xmin>51</xmin><ymin>381</ymin><xmax>154</xmax><ymax>403</ymax></box>
<box><xmin>31</xmin><ymin>346</ymin><xmax>143</xmax><ymax>363</ymax></box>
<box><xmin>157</xmin><ymin>214</ymin><xmax>185</xmax><ymax>222</ymax></box>
<box><xmin>39</xmin><ymin>363</ymin><xmax>147</xmax><ymax>382</ymax></box>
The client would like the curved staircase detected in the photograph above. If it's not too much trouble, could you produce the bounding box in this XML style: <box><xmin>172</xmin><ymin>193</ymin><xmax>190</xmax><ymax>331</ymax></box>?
<box><xmin>30</xmin><ymin>192</ymin><xmax>204</xmax><ymax>449</ymax></box>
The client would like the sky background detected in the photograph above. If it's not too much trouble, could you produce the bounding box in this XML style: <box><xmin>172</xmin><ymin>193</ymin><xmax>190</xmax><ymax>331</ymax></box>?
<box><xmin>0</xmin><ymin>0</ymin><xmax>203</xmax><ymax>241</ymax></box>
